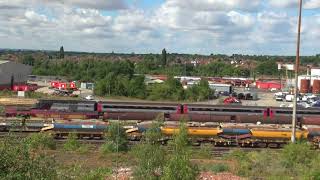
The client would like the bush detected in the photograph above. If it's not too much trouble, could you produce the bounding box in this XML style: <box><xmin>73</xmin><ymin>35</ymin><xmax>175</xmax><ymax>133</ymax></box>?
<box><xmin>105</xmin><ymin>122</ymin><xmax>128</xmax><ymax>152</ymax></box>
<box><xmin>281</xmin><ymin>141</ymin><xmax>314</xmax><ymax>169</ymax></box>
<box><xmin>25</xmin><ymin>133</ymin><xmax>56</xmax><ymax>150</ymax></box>
<box><xmin>133</xmin><ymin>121</ymin><xmax>165</xmax><ymax>180</ymax></box>
<box><xmin>100</xmin><ymin>141</ymin><xmax>116</xmax><ymax>155</ymax></box>
<box><xmin>162</xmin><ymin>121</ymin><xmax>199</xmax><ymax>180</ymax></box>
<box><xmin>0</xmin><ymin>106</ymin><xmax>4</xmax><ymax>114</ymax></box>
<box><xmin>0</xmin><ymin>135</ymin><xmax>57</xmax><ymax>179</ymax></box>
<box><xmin>227</xmin><ymin>143</ymin><xmax>320</xmax><ymax>179</ymax></box>
<box><xmin>63</xmin><ymin>133</ymin><xmax>80</xmax><ymax>151</ymax></box>
<box><xmin>0</xmin><ymin>89</ymin><xmax>15</xmax><ymax>97</ymax></box>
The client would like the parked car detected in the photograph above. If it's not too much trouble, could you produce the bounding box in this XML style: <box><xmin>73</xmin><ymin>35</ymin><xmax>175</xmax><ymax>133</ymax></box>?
<box><xmin>285</xmin><ymin>94</ymin><xmax>294</xmax><ymax>102</ymax></box>
<box><xmin>85</xmin><ymin>95</ymin><xmax>94</xmax><ymax>100</ymax></box>
<box><xmin>297</xmin><ymin>102</ymin><xmax>311</xmax><ymax>108</ymax></box>
<box><xmin>311</xmin><ymin>101</ymin><xmax>320</xmax><ymax>108</ymax></box>
<box><xmin>302</xmin><ymin>93</ymin><xmax>317</xmax><ymax>102</ymax></box>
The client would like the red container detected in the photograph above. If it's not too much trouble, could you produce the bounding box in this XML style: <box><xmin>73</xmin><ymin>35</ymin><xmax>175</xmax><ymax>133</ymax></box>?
<box><xmin>300</xmin><ymin>79</ymin><xmax>310</xmax><ymax>93</ymax></box>
<box><xmin>312</xmin><ymin>80</ymin><xmax>320</xmax><ymax>94</ymax></box>
<box><xmin>51</xmin><ymin>81</ymin><xmax>60</xmax><ymax>88</ymax></box>
<box><xmin>59</xmin><ymin>83</ymin><xmax>67</xmax><ymax>89</ymax></box>
<box><xmin>70</xmin><ymin>82</ymin><xmax>76</xmax><ymax>89</ymax></box>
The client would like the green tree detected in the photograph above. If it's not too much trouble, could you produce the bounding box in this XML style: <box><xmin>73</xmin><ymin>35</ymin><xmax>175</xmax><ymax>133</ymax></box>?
<box><xmin>256</xmin><ymin>60</ymin><xmax>277</xmax><ymax>75</ymax></box>
<box><xmin>94</xmin><ymin>79</ymin><xmax>107</xmax><ymax>96</ymax></box>
<box><xmin>162</xmin><ymin>121</ymin><xmax>199</xmax><ymax>180</ymax></box>
<box><xmin>128</xmin><ymin>75</ymin><xmax>146</xmax><ymax>98</ymax></box>
<box><xmin>148</xmin><ymin>76</ymin><xmax>184</xmax><ymax>101</ymax></box>
<box><xmin>22</xmin><ymin>55</ymin><xmax>35</xmax><ymax>66</ymax></box>
<box><xmin>133</xmin><ymin>121</ymin><xmax>165</xmax><ymax>179</ymax></box>
<box><xmin>162</xmin><ymin>48</ymin><xmax>167</xmax><ymax>67</ymax></box>
<box><xmin>186</xmin><ymin>79</ymin><xmax>214</xmax><ymax>101</ymax></box>
<box><xmin>105</xmin><ymin>122</ymin><xmax>128</xmax><ymax>152</ymax></box>
<box><xmin>59</xmin><ymin>46</ymin><xmax>64</xmax><ymax>59</ymax></box>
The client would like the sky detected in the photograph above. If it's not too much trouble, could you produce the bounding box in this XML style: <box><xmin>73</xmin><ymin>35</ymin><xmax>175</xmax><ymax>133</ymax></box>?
<box><xmin>0</xmin><ymin>0</ymin><xmax>319</xmax><ymax>55</ymax></box>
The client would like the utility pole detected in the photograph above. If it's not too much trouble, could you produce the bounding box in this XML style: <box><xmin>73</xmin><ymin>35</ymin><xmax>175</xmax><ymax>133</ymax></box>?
<box><xmin>116</xmin><ymin>116</ymin><xmax>120</xmax><ymax>180</ymax></box>
<box><xmin>291</xmin><ymin>0</ymin><xmax>303</xmax><ymax>143</ymax></box>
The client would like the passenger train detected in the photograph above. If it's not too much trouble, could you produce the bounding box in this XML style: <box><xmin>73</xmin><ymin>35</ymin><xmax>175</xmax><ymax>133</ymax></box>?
<box><xmin>4</xmin><ymin>99</ymin><xmax>320</xmax><ymax>125</ymax></box>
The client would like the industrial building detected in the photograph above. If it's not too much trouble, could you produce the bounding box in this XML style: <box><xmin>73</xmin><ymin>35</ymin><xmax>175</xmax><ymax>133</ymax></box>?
<box><xmin>297</xmin><ymin>68</ymin><xmax>320</xmax><ymax>94</ymax></box>
<box><xmin>0</xmin><ymin>60</ymin><xmax>32</xmax><ymax>89</ymax></box>
<box><xmin>209</xmin><ymin>83</ymin><xmax>233</xmax><ymax>94</ymax></box>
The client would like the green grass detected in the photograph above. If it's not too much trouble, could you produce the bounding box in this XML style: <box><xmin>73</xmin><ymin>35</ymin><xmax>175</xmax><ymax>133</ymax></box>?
<box><xmin>99</xmin><ymin>141</ymin><xmax>115</xmax><ymax>155</ymax></box>
<box><xmin>199</xmin><ymin>163</ymin><xmax>229</xmax><ymax>173</ymax></box>
<box><xmin>80</xmin><ymin>167</ymin><xmax>112</xmax><ymax>180</ymax></box>
<box><xmin>77</xmin><ymin>144</ymin><xmax>90</xmax><ymax>154</ymax></box>
<box><xmin>63</xmin><ymin>133</ymin><xmax>81</xmax><ymax>151</ymax></box>
<box><xmin>0</xmin><ymin>106</ymin><xmax>4</xmax><ymax>114</ymax></box>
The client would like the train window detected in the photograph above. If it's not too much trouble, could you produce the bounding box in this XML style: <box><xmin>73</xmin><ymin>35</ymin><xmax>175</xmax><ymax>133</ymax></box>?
<box><xmin>189</xmin><ymin>107</ymin><xmax>262</xmax><ymax>113</ymax></box>
<box><xmin>274</xmin><ymin>110</ymin><xmax>320</xmax><ymax>115</ymax></box>
<box><xmin>102</xmin><ymin>105</ymin><xmax>176</xmax><ymax>111</ymax></box>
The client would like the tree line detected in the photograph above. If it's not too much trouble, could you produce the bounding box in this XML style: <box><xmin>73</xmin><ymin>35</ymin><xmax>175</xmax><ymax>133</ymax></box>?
<box><xmin>24</xmin><ymin>48</ymin><xmax>320</xmax><ymax>101</ymax></box>
<box><xmin>31</xmin><ymin>58</ymin><xmax>215</xmax><ymax>101</ymax></box>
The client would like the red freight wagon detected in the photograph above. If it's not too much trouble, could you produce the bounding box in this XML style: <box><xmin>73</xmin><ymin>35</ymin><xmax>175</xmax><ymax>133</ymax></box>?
<box><xmin>51</xmin><ymin>81</ymin><xmax>60</xmax><ymax>89</ymax></box>
<box><xmin>58</xmin><ymin>83</ymin><xmax>67</xmax><ymax>89</ymax></box>
<box><xmin>70</xmin><ymin>82</ymin><xmax>76</xmax><ymax>89</ymax></box>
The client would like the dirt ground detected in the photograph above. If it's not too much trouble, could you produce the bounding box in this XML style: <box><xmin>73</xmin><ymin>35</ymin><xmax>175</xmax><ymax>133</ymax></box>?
<box><xmin>47</xmin><ymin>149</ymin><xmax>242</xmax><ymax>180</ymax></box>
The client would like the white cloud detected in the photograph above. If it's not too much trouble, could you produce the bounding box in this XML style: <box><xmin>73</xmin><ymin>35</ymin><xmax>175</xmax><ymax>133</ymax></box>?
<box><xmin>269</xmin><ymin>0</ymin><xmax>298</xmax><ymax>8</ymax></box>
<box><xmin>251</xmin><ymin>12</ymin><xmax>295</xmax><ymax>43</ymax></box>
<box><xmin>164</xmin><ymin>0</ymin><xmax>261</xmax><ymax>11</ymax></box>
<box><xmin>44</xmin><ymin>0</ymin><xmax>127</xmax><ymax>10</ymax></box>
<box><xmin>0</xmin><ymin>0</ymin><xmax>318</xmax><ymax>55</ymax></box>
<box><xmin>113</xmin><ymin>10</ymin><xmax>152</xmax><ymax>32</ymax></box>
<box><xmin>304</xmin><ymin>0</ymin><xmax>320</xmax><ymax>9</ymax></box>
<box><xmin>0</xmin><ymin>0</ymin><xmax>127</xmax><ymax>10</ymax></box>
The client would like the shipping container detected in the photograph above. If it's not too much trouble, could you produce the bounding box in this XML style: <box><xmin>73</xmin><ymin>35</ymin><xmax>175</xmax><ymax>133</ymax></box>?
<box><xmin>300</xmin><ymin>79</ymin><xmax>311</xmax><ymax>93</ymax></box>
<box><xmin>313</xmin><ymin>80</ymin><xmax>320</xmax><ymax>94</ymax></box>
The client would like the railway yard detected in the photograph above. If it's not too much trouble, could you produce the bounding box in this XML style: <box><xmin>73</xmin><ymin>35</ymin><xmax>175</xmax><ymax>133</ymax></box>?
<box><xmin>1</xmin><ymin>98</ymin><xmax>320</xmax><ymax>148</ymax></box>
<box><xmin>1</xmin><ymin>73</ymin><xmax>320</xmax><ymax>179</ymax></box>
<box><xmin>1</xmin><ymin>97</ymin><xmax>320</xmax><ymax>179</ymax></box>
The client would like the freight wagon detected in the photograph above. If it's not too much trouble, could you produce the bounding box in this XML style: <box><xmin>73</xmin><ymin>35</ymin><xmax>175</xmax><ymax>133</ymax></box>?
<box><xmin>157</xmin><ymin>126</ymin><xmax>320</xmax><ymax>148</ymax></box>
<box><xmin>42</xmin><ymin>120</ymin><xmax>107</xmax><ymax>139</ymax></box>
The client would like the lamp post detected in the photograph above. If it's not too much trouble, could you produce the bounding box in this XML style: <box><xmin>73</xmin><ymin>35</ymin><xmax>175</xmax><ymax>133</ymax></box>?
<box><xmin>291</xmin><ymin>0</ymin><xmax>303</xmax><ymax>143</ymax></box>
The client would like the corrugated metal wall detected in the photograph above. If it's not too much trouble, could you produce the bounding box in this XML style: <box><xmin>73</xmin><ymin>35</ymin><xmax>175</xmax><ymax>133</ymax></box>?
<box><xmin>0</xmin><ymin>61</ymin><xmax>32</xmax><ymax>85</ymax></box>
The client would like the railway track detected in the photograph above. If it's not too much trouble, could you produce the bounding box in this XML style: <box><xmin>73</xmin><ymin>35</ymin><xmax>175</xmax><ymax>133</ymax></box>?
<box><xmin>0</xmin><ymin>131</ymin><xmax>284</xmax><ymax>158</ymax></box>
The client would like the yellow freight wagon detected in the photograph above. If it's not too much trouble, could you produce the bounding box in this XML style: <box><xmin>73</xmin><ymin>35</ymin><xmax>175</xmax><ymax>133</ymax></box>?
<box><xmin>251</xmin><ymin>128</ymin><xmax>309</xmax><ymax>139</ymax></box>
<box><xmin>161</xmin><ymin>126</ymin><xmax>222</xmax><ymax>137</ymax></box>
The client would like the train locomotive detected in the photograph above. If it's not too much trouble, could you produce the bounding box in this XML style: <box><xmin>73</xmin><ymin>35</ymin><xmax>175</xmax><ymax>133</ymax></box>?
<box><xmin>4</xmin><ymin>99</ymin><xmax>320</xmax><ymax>125</ymax></box>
